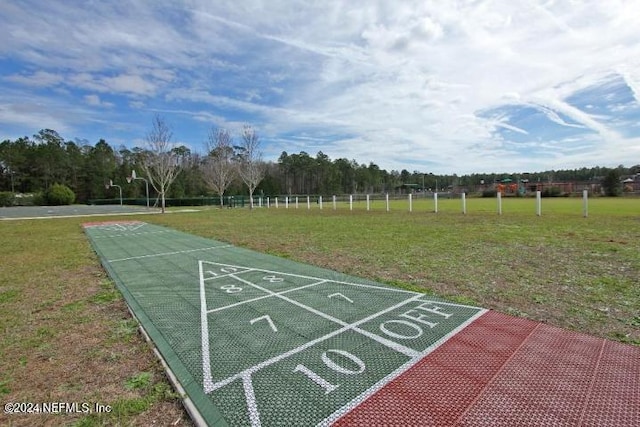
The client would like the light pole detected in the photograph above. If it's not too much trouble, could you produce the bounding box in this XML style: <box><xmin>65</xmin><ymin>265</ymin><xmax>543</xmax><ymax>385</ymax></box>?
<box><xmin>127</xmin><ymin>169</ymin><xmax>149</xmax><ymax>208</ymax></box>
<box><xmin>9</xmin><ymin>167</ymin><xmax>15</xmax><ymax>193</ymax></box>
<box><xmin>106</xmin><ymin>180</ymin><xmax>123</xmax><ymax>206</ymax></box>
<box><xmin>429</xmin><ymin>172</ymin><xmax>438</xmax><ymax>194</ymax></box>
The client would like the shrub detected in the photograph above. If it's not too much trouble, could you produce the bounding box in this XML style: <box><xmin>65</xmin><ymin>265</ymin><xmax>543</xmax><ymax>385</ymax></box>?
<box><xmin>45</xmin><ymin>184</ymin><xmax>75</xmax><ymax>205</ymax></box>
<box><xmin>13</xmin><ymin>193</ymin><xmax>35</xmax><ymax>206</ymax></box>
<box><xmin>32</xmin><ymin>192</ymin><xmax>46</xmax><ymax>206</ymax></box>
<box><xmin>541</xmin><ymin>187</ymin><xmax>562</xmax><ymax>197</ymax></box>
<box><xmin>0</xmin><ymin>191</ymin><xmax>15</xmax><ymax>207</ymax></box>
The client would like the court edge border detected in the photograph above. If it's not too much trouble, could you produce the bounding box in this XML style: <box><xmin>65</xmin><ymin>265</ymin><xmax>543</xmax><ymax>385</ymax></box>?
<box><xmin>84</xmin><ymin>222</ymin><xmax>490</xmax><ymax>427</ymax></box>
<box><xmin>125</xmin><ymin>303</ymin><xmax>209</xmax><ymax>427</ymax></box>
<box><xmin>83</xmin><ymin>223</ymin><xmax>229</xmax><ymax>427</ymax></box>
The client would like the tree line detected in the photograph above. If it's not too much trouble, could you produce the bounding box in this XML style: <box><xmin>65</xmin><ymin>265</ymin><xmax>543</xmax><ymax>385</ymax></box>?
<box><xmin>1</xmin><ymin>125</ymin><xmax>638</xmax><ymax>206</ymax></box>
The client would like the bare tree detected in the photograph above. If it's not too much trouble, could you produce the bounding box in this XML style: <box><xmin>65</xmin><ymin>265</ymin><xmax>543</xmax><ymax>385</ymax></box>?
<box><xmin>141</xmin><ymin>115</ymin><xmax>180</xmax><ymax>213</ymax></box>
<box><xmin>201</xmin><ymin>128</ymin><xmax>235</xmax><ymax>208</ymax></box>
<box><xmin>236</xmin><ymin>125</ymin><xmax>265</xmax><ymax>209</ymax></box>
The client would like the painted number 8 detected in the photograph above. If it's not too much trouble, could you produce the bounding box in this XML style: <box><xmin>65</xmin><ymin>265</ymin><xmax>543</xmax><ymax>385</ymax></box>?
<box><xmin>220</xmin><ymin>284</ymin><xmax>243</xmax><ymax>293</ymax></box>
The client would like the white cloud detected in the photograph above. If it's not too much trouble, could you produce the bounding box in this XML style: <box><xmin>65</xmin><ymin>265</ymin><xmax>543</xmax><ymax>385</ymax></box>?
<box><xmin>4</xmin><ymin>71</ymin><xmax>64</xmax><ymax>87</ymax></box>
<box><xmin>84</xmin><ymin>94</ymin><xmax>114</xmax><ymax>108</ymax></box>
<box><xmin>102</xmin><ymin>74</ymin><xmax>157</xmax><ymax>96</ymax></box>
<box><xmin>0</xmin><ymin>102</ymin><xmax>69</xmax><ymax>133</ymax></box>
<box><xmin>0</xmin><ymin>0</ymin><xmax>639</xmax><ymax>173</ymax></box>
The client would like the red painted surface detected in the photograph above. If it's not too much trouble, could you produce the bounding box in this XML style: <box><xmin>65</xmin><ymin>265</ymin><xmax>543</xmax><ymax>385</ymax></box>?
<box><xmin>334</xmin><ymin>311</ymin><xmax>640</xmax><ymax>426</ymax></box>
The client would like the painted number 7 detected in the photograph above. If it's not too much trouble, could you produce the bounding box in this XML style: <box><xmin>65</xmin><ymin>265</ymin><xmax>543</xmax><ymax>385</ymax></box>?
<box><xmin>250</xmin><ymin>315</ymin><xmax>278</xmax><ymax>332</ymax></box>
<box><xmin>328</xmin><ymin>293</ymin><xmax>354</xmax><ymax>303</ymax></box>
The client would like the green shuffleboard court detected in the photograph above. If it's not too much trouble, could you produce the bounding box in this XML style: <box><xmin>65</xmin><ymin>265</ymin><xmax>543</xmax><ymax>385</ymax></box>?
<box><xmin>83</xmin><ymin>221</ymin><xmax>486</xmax><ymax>426</ymax></box>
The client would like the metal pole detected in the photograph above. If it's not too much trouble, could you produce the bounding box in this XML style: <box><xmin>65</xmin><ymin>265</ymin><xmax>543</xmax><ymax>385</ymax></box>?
<box><xmin>144</xmin><ymin>179</ymin><xmax>149</xmax><ymax>208</ymax></box>
<box><xmin>462</xmin><ymin>192</ymin><xmax>466</xmax><ymax>214</ymax></box>
<box><xmin>583</xmin><ymin>189</ymin><xmax>588</xmax><ymax>218</ymax></box>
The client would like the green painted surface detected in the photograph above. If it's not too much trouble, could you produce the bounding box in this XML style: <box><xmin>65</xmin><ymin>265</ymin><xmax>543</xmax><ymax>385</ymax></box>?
<box><xmin>84</xmin><ymin>221</ymin><xmax>485</xmax><ymax>426</ymax></box>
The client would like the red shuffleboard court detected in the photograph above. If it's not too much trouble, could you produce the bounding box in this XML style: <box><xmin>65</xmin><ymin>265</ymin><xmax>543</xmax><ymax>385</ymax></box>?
<box><xmin>334</xmin><ymin>310</ymin><xmax>639</xmax><ymax>426</ymax></box>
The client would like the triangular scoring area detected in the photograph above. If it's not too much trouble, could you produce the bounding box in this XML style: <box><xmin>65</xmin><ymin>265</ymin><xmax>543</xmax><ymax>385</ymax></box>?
<box><xmin>83</xmin><ymin>221</ymin><xmax>146</xmax><ymax>232</ymax></box>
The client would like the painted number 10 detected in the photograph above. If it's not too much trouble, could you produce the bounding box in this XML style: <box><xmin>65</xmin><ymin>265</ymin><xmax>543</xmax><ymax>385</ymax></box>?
<box><xmin>293</xmin><ymin>349</ymin><xmax>365</xmax><ymax>394</ymax></box>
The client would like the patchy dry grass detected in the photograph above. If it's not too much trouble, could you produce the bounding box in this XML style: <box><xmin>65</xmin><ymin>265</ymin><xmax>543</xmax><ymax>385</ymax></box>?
<box><xmin>0</xmin><ymin>197</ymin><xmax>637</xmax><ymax>425</ymax></box>
<box><xmin>155</xmin><ymin>197</ymin><xmax>640</xmax><ymax>345</ymax></box>
<box><xmin>0</xmin><ymin>219</ymin><xmax>191</xmax><ymax>427</ymax></box>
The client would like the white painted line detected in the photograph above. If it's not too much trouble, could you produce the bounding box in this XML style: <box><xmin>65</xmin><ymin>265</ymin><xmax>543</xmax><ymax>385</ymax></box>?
<box><xmin>328</xmin><ymin>293</ymin><xmax>354</xmax><ymax>303</ymax></box>
<box><xmin>198</xmin><ymin>261</ymin><xmax>215</xmax><ymax>393</ymax></box>
<box><xmin>196</xmin><ymin>260</ymin><xmax>420</xmax><ymax>295</ymax></box>
<box><xmin>202</xmin><ymin>268</ymin><xmax>255</xmax><ymax>282</ymax></box>
<box><xmin>250</xmin><ymin>315</ymin><xmax>278</xmax><ymax>332</ymax></box>
<box><xmin>208</xmin><ymin>294</ymin><xmax>274</xmax><ymax>314</ymax></box>
<box><xmin>206</xmin><ymin>280</ymin><xmax>327</xmax><ymax>314</ymax></box>
<box><xmin>230</xmin><ymin>274</ymin><xmax>350</xmax><ymax>327</ymax></box>
<box><xmin>210</xmin><ymin>325</ymin><xmax>350</xmax><ymax>391</ymax></box>
<box><xmin>243</xmin><ymin>374</ymin><xmax>262</xmax><ymax>427</ymax></box>
<box><xmin>419</xmin><ymin>299</ymin><xmax>489</xmax><ymax>310</ymax></box>
<box><xmin>208</xmin><ymin>293</ymin><xmax>426</xmax><ymax>391</ymax></box>
<box><xmin>319</xmin><ymin>307</ymin><xmax>489</xmax><ymax>426</ymax></box>
<box><xmin>351</xmin><ymin>326</ymin><xmax>420</xmax><ymax>358</ymax></box>
<box><xmin>1</xmin><ymin>210</ymin><xmax>161</xmax><ymax>221</ymax></box>
<box><xmin>108</xmin><ymin>245</ymin><xmax>232</xmax><ymax>263</ymax></box>
<box><xmin>91</xmin><ymin>230</ymin><xmax>171</xmax><ymax>239</ymax></box>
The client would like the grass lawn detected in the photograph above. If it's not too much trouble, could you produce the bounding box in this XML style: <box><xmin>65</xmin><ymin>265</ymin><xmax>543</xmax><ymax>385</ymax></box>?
<box><xmin>1</xmin><ymin>196</ymin><xmax>638</xmax><ymax>425</ymax></box>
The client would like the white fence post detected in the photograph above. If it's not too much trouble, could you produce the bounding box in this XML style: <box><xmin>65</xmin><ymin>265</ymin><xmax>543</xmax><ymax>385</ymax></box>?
<box><xmin>366</xmin><ymin>194</ymin><xmax>370</xmax><ymax>211</ymax></box>
<box><xmin>275</xmin><ymin>197</ymin><xmax>279</xmax><ymax>209</ymax></box>
<box><xmin>319</xmin><ymin>196</ymin><xmax>323</xmax><ymax>210</ymax></box>
<box><xmin>462</xmin><ymin>192</ymin><xmax>466</xmax><ymax>214</ymax></box>
<box><xmin>409</xmin><ymin>193</ymin><xmax>412</xmax><ymax>212</ymax></box>
<box><xmin>349</xmin><ymin>194</ymin><xmax>353</xmax><ymax>211</ymax></box>
<box><xmin>434</xmin><ymin>192</ymin><xmax>438</xmax><ymax>213</ymax></box>
<box><xmin>583</xmin><ymin>189</ymin><xmax>588</xmax><ymax>218</ymax></box>
<box><xmin>497</xmin><ymin>192</ymin><xmax>502</xmax><ymax>215</ymax></box>
<box><xmin>536</xmin><ymin>191</ymin><xmax>541</xmax><ymax>216</ymax></box>
<box><xmin>285</xmin><ymin>196</ymin><xmax>288</xmax><ymax>209</ymax></box>
<box><xmin>267</xmin><ymin>197</ymin><xmax>270</xmax><ymax>208</ymax></box>
<box><xmin>333</xmin><ymin>195</ymin><xmax>337</xmax><ymax>210</ymax></box>
<box><xmin>385</xmin><ymin>193</ymin><xmax>389</xmax><ymax>212</ymax></box>
<box><xmin>307</xmin><ymin>196</ymin><xmax>310</xmax><ymax>210</ymax></box>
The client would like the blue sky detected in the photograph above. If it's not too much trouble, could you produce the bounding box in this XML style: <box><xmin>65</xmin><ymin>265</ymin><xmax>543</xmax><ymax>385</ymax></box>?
<box><xmin>1</xmin><ymin>0</ymin><xmax>639</xmax><ymax>174</ymax></box>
